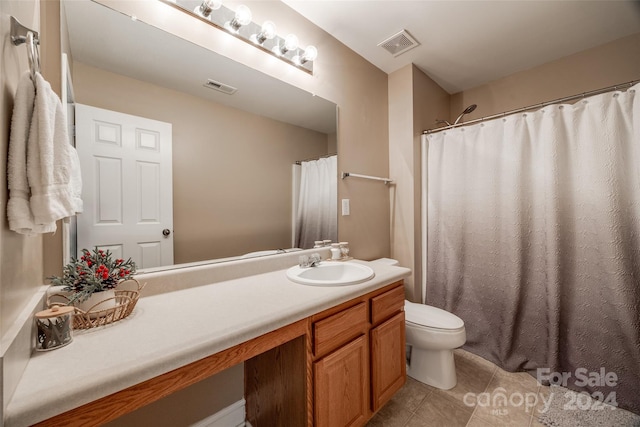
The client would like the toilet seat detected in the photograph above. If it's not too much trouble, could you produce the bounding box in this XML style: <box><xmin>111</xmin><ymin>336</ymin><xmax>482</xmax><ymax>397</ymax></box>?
<box><xmin>405</xmin><ymin>301</ymin><xmax>464</xmax><ymax>331</ymax></box>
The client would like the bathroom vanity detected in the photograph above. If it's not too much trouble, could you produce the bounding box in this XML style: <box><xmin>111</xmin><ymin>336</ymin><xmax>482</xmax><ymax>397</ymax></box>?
<box><xmin>4</xmin><ymin>254</ymin><xmax>410</xmax><ymax>426</ymax></box>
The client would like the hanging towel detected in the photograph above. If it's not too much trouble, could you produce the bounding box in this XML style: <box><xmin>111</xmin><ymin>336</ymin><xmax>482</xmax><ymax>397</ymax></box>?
<box><xmin>7</xmin><ymin>71</ymin><xmax>83</xmax><ymax>235</ymax></box>
<box><xmin>7</xmin><ymin>72</ymin><xmax>54</xmax><ymax>234</ymax></box>
<box><xmin>29</xmin><ymin>72</ymin><xmax>83</xmax><ymax>225</ymax></box>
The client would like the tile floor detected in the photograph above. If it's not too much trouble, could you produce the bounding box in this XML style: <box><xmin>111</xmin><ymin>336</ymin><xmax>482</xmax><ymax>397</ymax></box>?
<box><xmin>367</xmin><ymin>349</ymin><xmax>549</xmax><ymax>427</ymax></box>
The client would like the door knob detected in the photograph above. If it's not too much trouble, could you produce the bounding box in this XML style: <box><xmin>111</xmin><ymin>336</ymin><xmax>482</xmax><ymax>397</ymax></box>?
<box><xmin>162</xmin><ymin>229</ymin><xmax>171</xmax><ymax>237</ymax></box>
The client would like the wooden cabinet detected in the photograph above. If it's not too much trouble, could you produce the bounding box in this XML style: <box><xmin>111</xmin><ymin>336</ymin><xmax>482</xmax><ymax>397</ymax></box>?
<box><xmin>311</xmin><ymin>281</ymin><xmax>406</xmax><ymax>426</ymax></box>
<box><xmin>370</xmin><ymin>285</ymin><xmax>406</xmax><ymax>412</ymax></box>
<box><xmin>371</xmin><ymin>312</ymin><xmax>406</xmax><ymax>411</ymax></box>
<box><xmin>314</xmin><ymin>335</ymin><xmax>369</xmax><ymax>427</ymax></box>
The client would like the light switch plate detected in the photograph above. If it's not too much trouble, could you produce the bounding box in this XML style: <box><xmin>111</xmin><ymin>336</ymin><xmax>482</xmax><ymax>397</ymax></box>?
<box><xmin>341</xmin><ymin>199</ymin><xmax>350</xmax><ymax>216</ymax></box>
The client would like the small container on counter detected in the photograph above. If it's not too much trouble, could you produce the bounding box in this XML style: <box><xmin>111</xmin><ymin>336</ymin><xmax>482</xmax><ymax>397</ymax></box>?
<box><xmin>330</xmin><ymin>243</ymin><xmax>342</xmax><ymax>260</ymax></box>
<box><xmin>35</xmin><ymin>305</ymin><xmax>74</xmax><ymax>351</ymax></box>
<box><xmin>339</xmin><ymin>242</ymin><xmax>350</xmax><ymax>259</ymax></box>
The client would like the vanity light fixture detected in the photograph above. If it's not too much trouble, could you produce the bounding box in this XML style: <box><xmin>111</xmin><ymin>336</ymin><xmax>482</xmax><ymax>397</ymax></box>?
<box><xmin>225</xmin><ymin>4</ymin><xmax>252</xmax><ymax>33</ymax></box>
<box><xmin>294</xmin><ymin>45</ymin><xmax>318</xmax><ymax>65</ymax></box>
<box><xmin>164</xmin><ymin>0</ymin><xmax>317</xmax><ymax>74</ymax></box>
<box><xmin>194</xmin><ymin>0</ymin><xmax>221</xmax><ymax>19</ymax></box>
<box><xmin>250</xmin><ymin>20</ymin><xmax>277</xmax><ymax>45</ymax></box>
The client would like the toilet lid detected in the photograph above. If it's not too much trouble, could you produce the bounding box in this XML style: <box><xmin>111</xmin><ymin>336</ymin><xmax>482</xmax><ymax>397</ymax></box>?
<box><xmin>405</xmin><ymin>301</ymin><xmax>464</xmax><ymax>330</ymax></box>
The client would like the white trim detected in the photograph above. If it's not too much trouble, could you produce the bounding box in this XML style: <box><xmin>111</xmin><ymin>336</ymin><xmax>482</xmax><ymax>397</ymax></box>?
<box><xmin>291</xmin><ymin>163</ymin><xmax>301</xmax><ymax>248</ymax></box>
<box><xmin>420</xmin><ymin>134</ymin><xmax>428</xmax><ymax>304</ymax></box>
<box><xmin>189</xmin><ymin>398</ymin><xmax>246</xmax><ymax>427</ymax></box>
<box><xmin>61</xmin><ymin>53</ymin><xmax>75</xmax><ymax>266</ymax></box>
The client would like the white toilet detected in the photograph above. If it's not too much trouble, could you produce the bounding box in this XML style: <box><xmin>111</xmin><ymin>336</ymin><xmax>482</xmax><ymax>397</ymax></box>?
<box><xmin>370</xmin><ymin>258</ymin><xmax>466</xmax><ymax>390</ymax></box>
<box><xmin>404</xmin><ymin>300</ymin><xmax>466</xmax><ymax>390</ymax></box>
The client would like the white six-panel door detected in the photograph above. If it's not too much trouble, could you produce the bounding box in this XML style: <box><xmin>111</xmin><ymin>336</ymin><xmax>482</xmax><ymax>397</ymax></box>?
<box><xmin>75</xmin><ymin>104</ymin><xmax>173</xmax><ymax>269</ymax></box>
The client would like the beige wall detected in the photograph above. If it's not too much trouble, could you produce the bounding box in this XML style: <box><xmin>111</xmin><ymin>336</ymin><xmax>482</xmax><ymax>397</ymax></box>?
<box><xmin>40</xmin><ymin>0</ymin><xmax>66</xmax><ymax>279</ymax></box>
<box><xmin>72</xmin><ymin>62</ymin><xmax>329</xmax><ymax>264</ymax></box>
<box><xmin>328</xmin><ymin>132</ymin><xmax>338</xmax><ymax>154</ymax></box>
<box><xmin>388</xmin><ymin>66</ymin><xmax>414</xmax><ymax>298</ymax></box>
<box><xmin>388</xmin><ymin>65</ymin><xmax>449</xmax><ymax>301</ymax></box>
<box><xmin>95</xmin><ymin>0</ymin><xmax>391</xmax><ymax>263</ymax></box>
<box><xmin>1</xmin><ymin>0</ymin><xmax>45</xmax><ymax>418</ymax></box>
<box><xmin>451</xmin><ymin>32</ymin><xmax>640</xmax><ymax>121</ymax></box>
<box><xmin>0</xmin><ymin>1</ymin><xmax>43</xmax><ymax>339</ymax></box>
<box><xmin>104</xmin><ymin>364</ymin><xmax>244</xmax><ymax>427</ymax></box>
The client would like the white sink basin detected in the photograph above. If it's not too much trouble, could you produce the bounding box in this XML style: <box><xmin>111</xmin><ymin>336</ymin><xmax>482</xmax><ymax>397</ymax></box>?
<box><xmin>286</xmin><ymin>261</ymin><xmax>375</xmax><ymax>286</ymax></box>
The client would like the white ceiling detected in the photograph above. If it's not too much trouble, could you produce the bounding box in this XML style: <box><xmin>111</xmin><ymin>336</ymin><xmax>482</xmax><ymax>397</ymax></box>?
<box><xmin>282</xmin><ymin>0</ymin><xmax>640</xmax><ymax>94</ymax></box>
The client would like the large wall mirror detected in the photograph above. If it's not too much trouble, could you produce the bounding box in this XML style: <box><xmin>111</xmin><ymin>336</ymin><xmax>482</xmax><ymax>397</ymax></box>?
<box><xmin>62</xmin><ymin>0</ymin><xmax>338</xmax><ymax>271</ymax></box>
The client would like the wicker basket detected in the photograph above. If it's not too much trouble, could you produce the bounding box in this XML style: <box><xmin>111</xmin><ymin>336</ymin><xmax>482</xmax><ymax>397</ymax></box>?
<box><xmin>47</xmin><ymin>278</ymin><xmax>145</xmax><ymax>329</ymax></box>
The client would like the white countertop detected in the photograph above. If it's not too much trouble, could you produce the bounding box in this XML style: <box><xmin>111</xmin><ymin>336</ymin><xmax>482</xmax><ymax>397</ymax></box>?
<box><xmin>5</xmin><ymin>260</ymin><xmax>410</xmax><ymax>426</ymax></box>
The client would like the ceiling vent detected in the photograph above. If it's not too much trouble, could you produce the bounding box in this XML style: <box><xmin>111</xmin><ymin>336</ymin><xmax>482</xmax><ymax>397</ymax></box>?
<box><xmin>203</xmin><ymin>79</ymin><xmax>237</xmax><ymax>95</ymax></box>
<box><xmin>378</xmin><ymin>30</ymin><xmax>419</xmax><ymax>57</ymax></box>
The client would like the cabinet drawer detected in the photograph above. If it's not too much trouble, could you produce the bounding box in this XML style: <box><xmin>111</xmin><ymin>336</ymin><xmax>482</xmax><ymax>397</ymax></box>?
<box><xmin>314</xmin><ymin>302</ymin><xmax>368</xmax><ymax>356</ymax></box>
<box><xmin>370</xmin><ymin>285</ymin><xmax>404</xmax><ymax>325</ymax></box>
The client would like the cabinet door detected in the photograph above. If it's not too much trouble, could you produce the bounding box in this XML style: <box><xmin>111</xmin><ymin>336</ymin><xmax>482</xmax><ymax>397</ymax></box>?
<box><xmin>314</xmin><ymin>335</ymin><xmax>369</xmax><ymax>427</ymax></box>
<box><xmin>371</xmin><ymin>312</ymin><xmax>406</xmax><ymax>412</ymax></box>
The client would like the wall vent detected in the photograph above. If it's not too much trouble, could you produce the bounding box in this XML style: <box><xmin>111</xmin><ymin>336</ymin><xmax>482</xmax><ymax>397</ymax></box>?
<box><xmin>378</xmin><ymin>30</ymin><xmax>419</xmax><ymax>57</ymax></box>
<box><xmin>203</xmin><ymin>79</ymin><xmax>237</xmax><ymax>95</ymax></box>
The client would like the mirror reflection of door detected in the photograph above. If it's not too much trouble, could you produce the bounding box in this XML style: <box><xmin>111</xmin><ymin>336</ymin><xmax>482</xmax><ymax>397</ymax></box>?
<box><xmin>75</xmin><ymin>104</ymin><xmax>174</xmax><ymax>269</ymax></box>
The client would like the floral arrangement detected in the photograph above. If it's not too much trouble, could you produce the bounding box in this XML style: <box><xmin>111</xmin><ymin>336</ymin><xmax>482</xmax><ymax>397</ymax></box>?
<box><xmin>49</xmin><ymin>248</ymin><xmax>136</xmax><ymax>304</ymax></box>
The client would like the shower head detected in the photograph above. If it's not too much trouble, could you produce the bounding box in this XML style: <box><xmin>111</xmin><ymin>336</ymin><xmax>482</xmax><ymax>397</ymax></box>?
<box><xmin>462</xmin><ymin>104</ymin><xmax>477</xmax><ymax>115</ymax></box>
<box><xmin>453</xmin><ymin>104</ymin><xmax>477</xmax><ymax>125</ymax></box>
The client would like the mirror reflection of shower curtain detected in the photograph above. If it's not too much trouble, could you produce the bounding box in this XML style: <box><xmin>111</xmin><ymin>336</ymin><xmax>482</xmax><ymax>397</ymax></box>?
<box><xmin>423</xmin><ymin>83</ymin><xmax>640</xmax><ymax>414</ymax></box>
<box><xmin>295</xmin><ymin>155</ymin><xmax>337</xmax><ymax>249</ymax></box>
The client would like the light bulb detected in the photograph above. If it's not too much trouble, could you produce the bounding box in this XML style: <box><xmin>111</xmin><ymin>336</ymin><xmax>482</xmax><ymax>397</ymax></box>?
<box><xmin>235</xmin><ymin>5</ymin><xmax>252</xmax><ymax>26</ymax></box>
<box><xmin>293</xmin><ymin>46</ymin><xmax>318</xmax><ymax>65</ymax></box>
<box><xmin>284</xmin><ymin>34</ymin><xmax>299</xmax><ymax>51</ymax></box>
<box><xmin>194</xmin><ymin>0</ymin><xmax>221</xmax><ymax>19</ymax></box>
<box><xmin>274</xmin><ymin>34</ymin><xmax>299</xmax><ymax>56</ymax></box>
<box><xmin>251</xmin><ymin>20</ymin><xmax>277</xmax><ymax>45</ymax></box>
<box><xmin>226</xmin><ymin>4</ymin><xmax>252</xmax><ymax>32</ymax></box>
<box><xmin>302</xmin><ymin>45</ymin><xmax>318</xmax><ymax>62</ymax></box>
<box><xmin>261</xmin><ymin>21</ymin><xmax>277</xmax><ymax>39</ymax></box>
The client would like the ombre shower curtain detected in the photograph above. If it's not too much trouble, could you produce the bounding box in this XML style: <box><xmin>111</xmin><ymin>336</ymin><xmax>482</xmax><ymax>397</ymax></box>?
<box><xmin>424</xmin><ymin>83</ymin><xmax>640</xmax><ymax>413</ymax></box>
<box><xmin>295</xmin><ymin>155</ymin><xmax>337</xmax><ymax>249</ymax></box>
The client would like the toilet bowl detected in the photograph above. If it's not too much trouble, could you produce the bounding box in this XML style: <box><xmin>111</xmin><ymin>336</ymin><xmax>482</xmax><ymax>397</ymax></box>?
<box><xmin>404</xmin><ymin>301</ymin><xmax>466</xmax><ymax>390</ymax></box>
<box><xmin>368</xmin><ymin>258</ymin><xmax>467</xmax><ymax>390</ymax></box>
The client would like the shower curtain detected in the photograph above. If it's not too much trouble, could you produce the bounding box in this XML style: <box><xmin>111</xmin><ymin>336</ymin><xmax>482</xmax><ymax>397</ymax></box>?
<box><xmin>424</xmin><ymin>83</ymin><xmax>640</xmax><ymax>414</ymax></box>
<box><xmin>295</xmin><ymin>155</ymin><xmax>337</xmax><ymax>249</ymax></box>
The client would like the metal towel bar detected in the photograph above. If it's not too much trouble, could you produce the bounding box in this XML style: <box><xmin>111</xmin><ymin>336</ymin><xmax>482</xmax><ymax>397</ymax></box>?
<box><xmin>10</xmin><ymin>16</ymin><xmax>41</xmax><ymax>82</ymax></box>
<box><xmin>341</xmin><ymin>172</ymin><xmax>394</xmax><ymax>185</ymax></box>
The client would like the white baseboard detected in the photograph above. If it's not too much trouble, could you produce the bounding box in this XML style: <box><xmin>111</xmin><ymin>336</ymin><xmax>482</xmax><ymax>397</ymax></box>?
<box><xmin>190</xmin><ymin>398</ymin><xmax>246</xmax><ymax>427</ymax></box>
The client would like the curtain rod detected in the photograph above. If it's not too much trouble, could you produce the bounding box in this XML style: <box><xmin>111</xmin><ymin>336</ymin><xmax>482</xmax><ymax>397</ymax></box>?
<box><xmin>423</xmin><ymin>78</ymin><xmax>640</xmax><ymax>135</ymax></box>
<box><xmin>294</xmin><ymin>153</ymin><xmax>337</xmax><ymax>165</ymax></box>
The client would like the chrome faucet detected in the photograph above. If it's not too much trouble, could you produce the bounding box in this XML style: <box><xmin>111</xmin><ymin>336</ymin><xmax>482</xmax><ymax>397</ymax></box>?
<box><xmin>299</xmin><ymin>253</ymin><xmax>322</xmax><ymax>268</ymax></box>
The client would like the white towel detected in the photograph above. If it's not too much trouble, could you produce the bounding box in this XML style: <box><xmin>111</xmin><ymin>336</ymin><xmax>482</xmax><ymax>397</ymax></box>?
<box><xmin>6</xmin><ymin>71</ymin><xmax>83</xmax><ymax>235</ymax></box>
<box><xmin>29</xmin><ymin>72</ymin><xmax>83</xmax><ymax>225</ymax></box>
<box><xmin>7</xmin><ymin>72</ymin><xmax>53</xmax><ymax>234</ymax></box>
